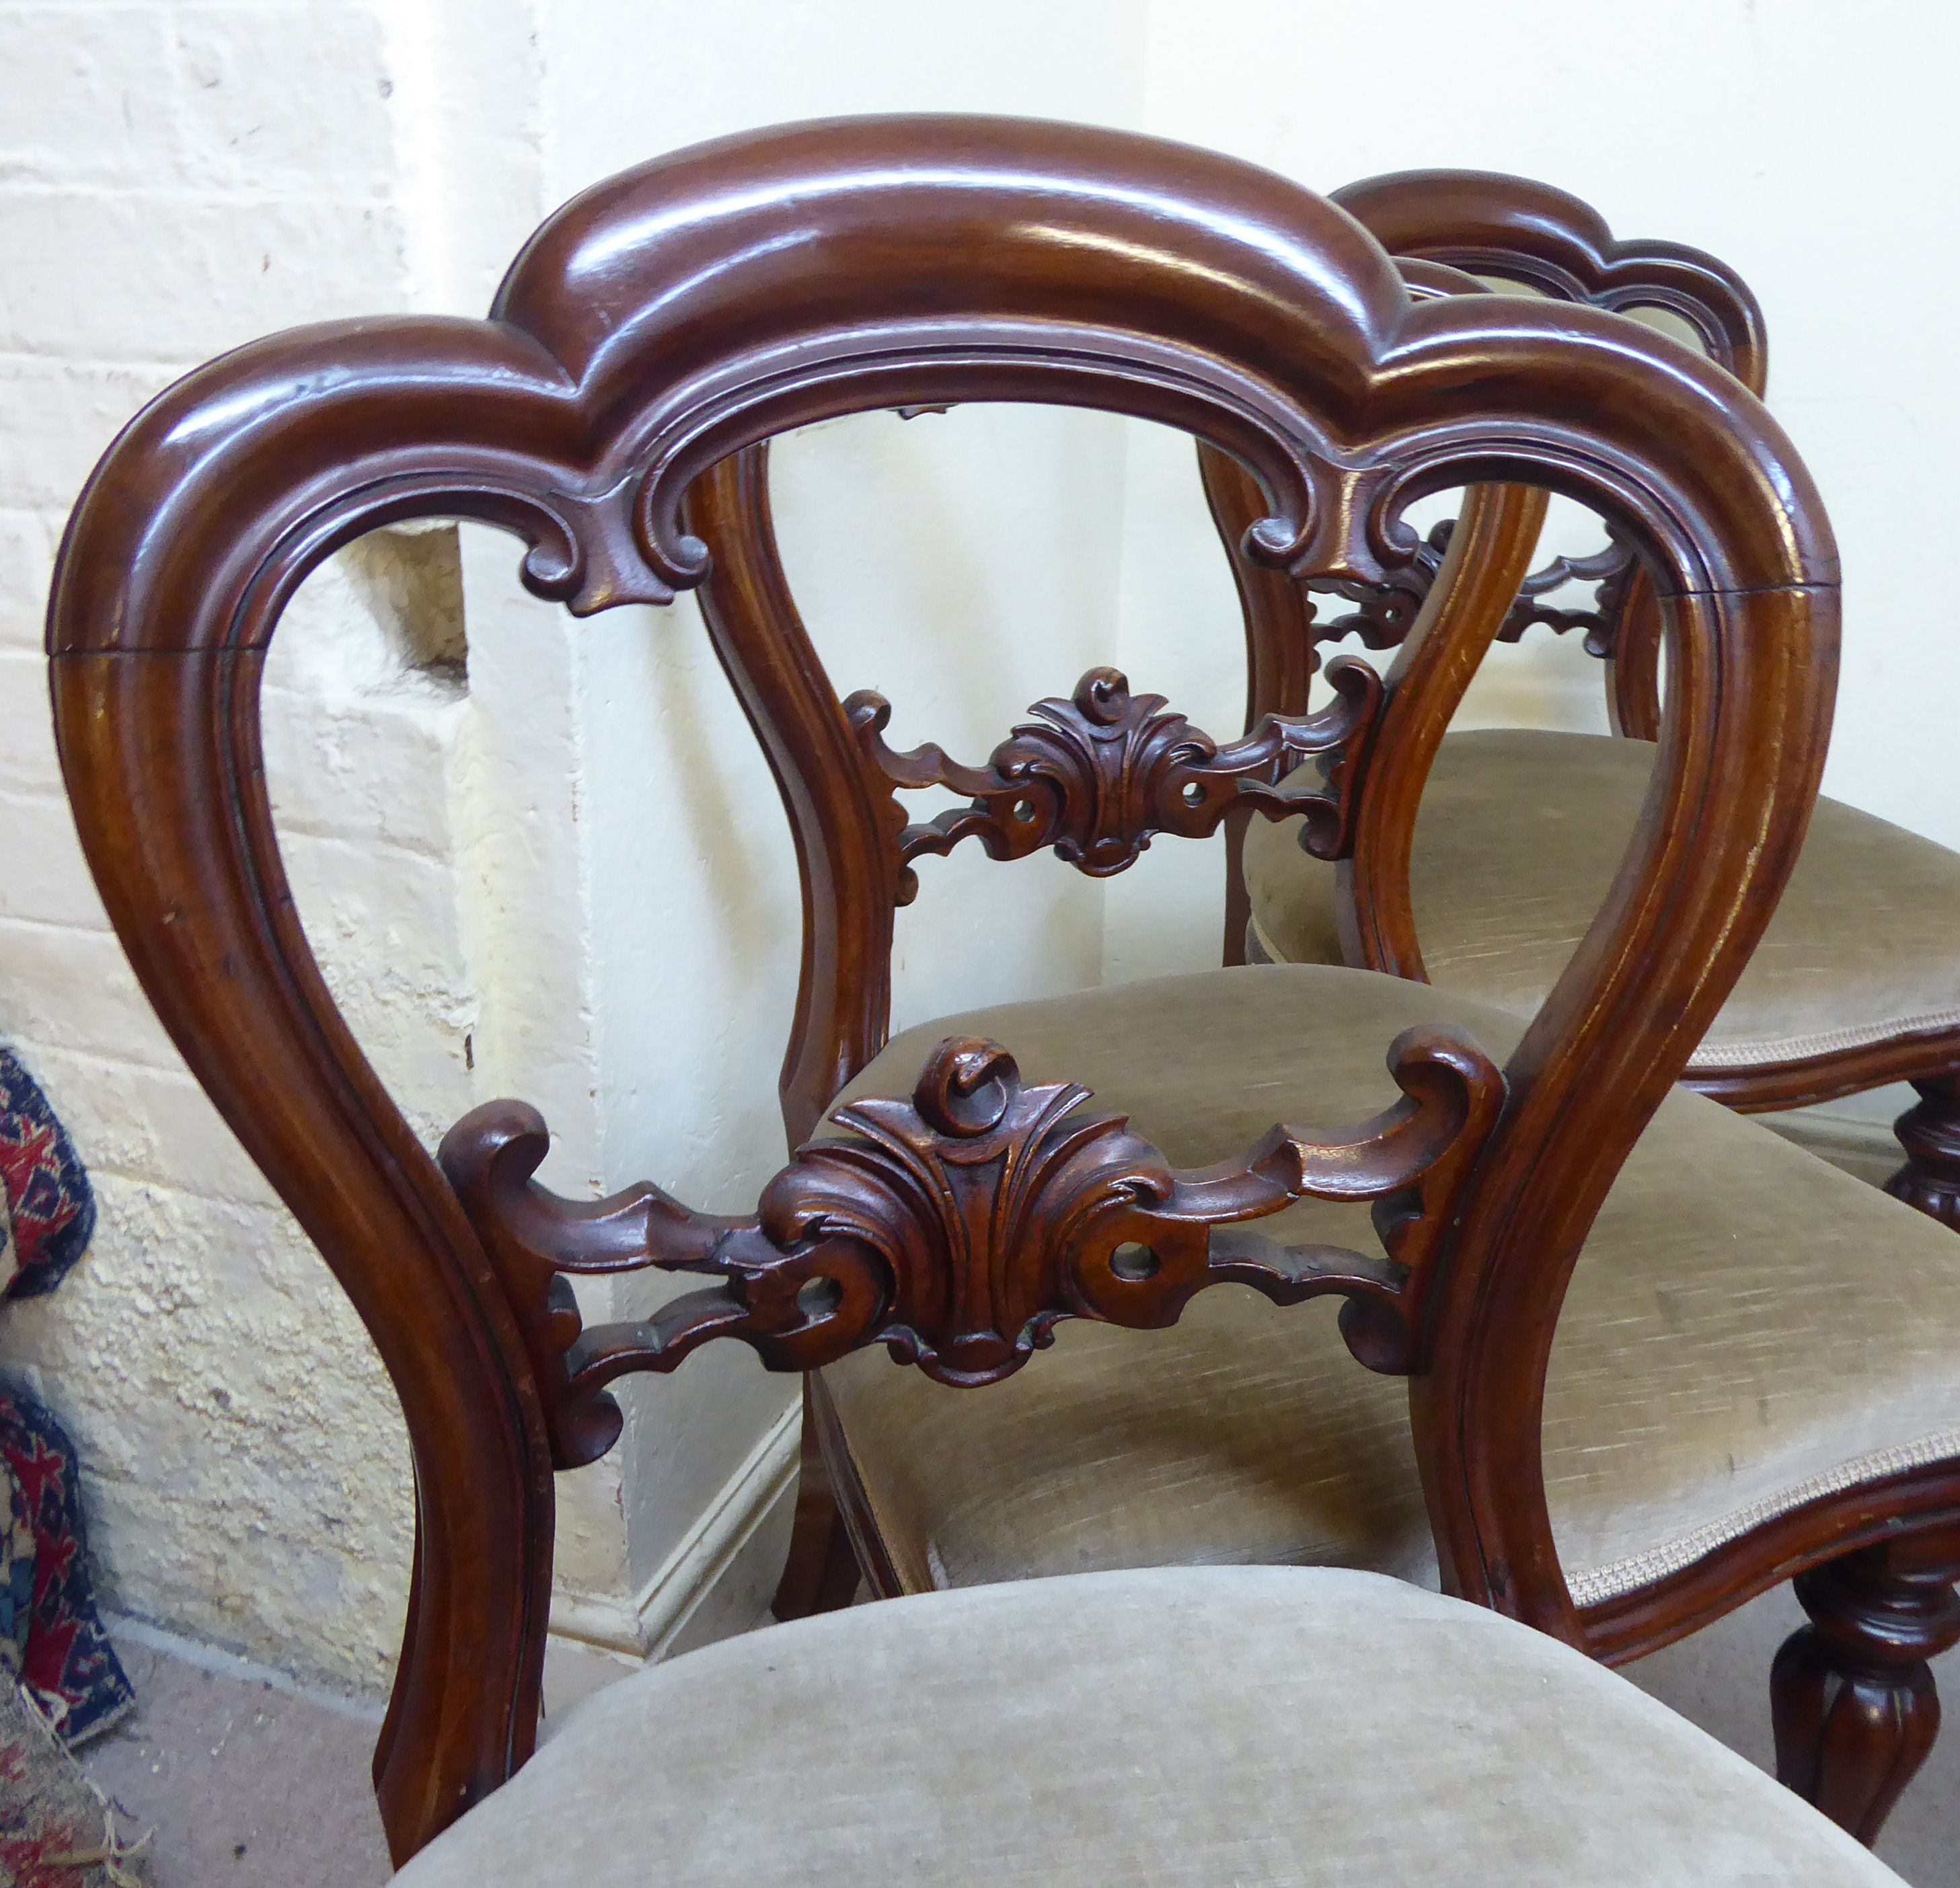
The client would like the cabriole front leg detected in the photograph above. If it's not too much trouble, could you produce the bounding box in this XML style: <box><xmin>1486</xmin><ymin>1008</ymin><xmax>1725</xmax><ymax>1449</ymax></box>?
<box><xmin>1770</xmin><ymin>1536</ymin><xmax>1960</xmax><ymax>1844</ymax></box>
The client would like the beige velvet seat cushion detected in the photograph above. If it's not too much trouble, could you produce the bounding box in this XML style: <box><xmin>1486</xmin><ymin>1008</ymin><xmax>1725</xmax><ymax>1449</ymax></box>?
<box><xmin>396</xmin><ymin>1566</ymin><xmax>1900</xmax><ymax>1887</ymax></box>
<box><xmin>820</xmin><ymin>966</ymin><xmax>1960</xmax><ymax>1606</ymax></box>
<box><xmin>1242</xmin><ymin>728</ymin><xmax>1960</xmax><ymax>1069</ymax></box>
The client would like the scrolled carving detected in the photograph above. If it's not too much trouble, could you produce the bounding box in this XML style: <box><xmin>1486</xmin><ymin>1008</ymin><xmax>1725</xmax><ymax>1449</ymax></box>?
<box><xmin>844</xmin><ymin>657</ymin><xmax>1382</xmax><ymax>893</ymax></box>
<box><xmin>1487</xmin><ymin>525</ymin><xmax>1637</xmax><ymax>656</ymax></box>
<box><xmin>440</xmin><ymin>1025</ymin><xmax>1504</xmax><ymax>1465</ymax></box>
<box><xmin>1307</xmin><ymin>519</ymin><xmax>1636</xmax><ymax>661</ymax></box>
<box><xmin>1308</xmin><ymin>521</ymin><xmax>1452</xmax><ymax>650</ymax></box>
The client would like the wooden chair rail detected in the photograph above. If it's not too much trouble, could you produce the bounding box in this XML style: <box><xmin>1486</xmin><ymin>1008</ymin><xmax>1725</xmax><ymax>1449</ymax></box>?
<box><xmin>1306</xmin><ymin>518</ymin><xmax>1636</xmax><ymax>654</ymax></box>
<box><xmin>849</xmin><ymin>657</ymin><xmax>1380</xmax><ymax>891</ymax></box>
<box><xmin>1580</xmin><ymin>1477</ymin><xmax>1960</xmax><ymax>1667</ymax></box>
<box><xmin>1299</xmin><ymin>169</ymin><xmax>1769</xmax><ymax>740</ymax></box>
<box><xmin>1686</xmin><ymin>1026</ymin><xmax>1960</xmax><ymax>1113</ymax></box>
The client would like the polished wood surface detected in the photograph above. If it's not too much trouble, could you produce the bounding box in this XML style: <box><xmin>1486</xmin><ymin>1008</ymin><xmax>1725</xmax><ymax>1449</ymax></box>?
<box><xmin>1201</xmin><ymin>443</ymin><xmax>1318</xmax><ymax>966</ymax></box>
<box><xmin>1201</xmin><ymin>253</ymin><xmax>1524</xmax><ymax>970</ymax></box>
<box><xmin>1337</xmin><ymin>484</ymin><xmax>1549</xmax><ymax>981</ymax></box>
<box><xmin>1226</xmin><ymin>168</ymin><xmax>1960</xmax><ymax>1223</ymax></box>
<box><xmin>441</xmin><ymin>1024</ymin><xmax>1503</xmax><ymax>1407</ymax></box>
<box><xmin>850</xmin><ymin>658</ymin><xmax>1380</xmax><ymax>880</ymax></box>
<box><xmin>1332</xmin><ymin>166</ymin><xmax>1769</xmax><ymax>742</ymax></box>
<box><xmin>1772</xmin><ymin>1530</ymin><xmax>1960</xmax><ymax>1842</ymax></box>
<box><xmin>48</xmin><ymin>116</ymin><xmax>1859</xmax><ymax>1860</ymax></box>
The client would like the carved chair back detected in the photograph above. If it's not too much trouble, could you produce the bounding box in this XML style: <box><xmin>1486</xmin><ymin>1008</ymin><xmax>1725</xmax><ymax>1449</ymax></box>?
<box><xmin>1208</xmin><ymin>168</ymin><xmax>1769</xmax><ymax>749</ymax></box>
<box><xmin>46</xmin><ymin>117</ymin><xmax>1836</xmax><ymax>1864</ymax></box>
<box><xmin>692</xmin><ymin>253</ymin><xmax>1539</xmax><ymax>1141</ymax></box>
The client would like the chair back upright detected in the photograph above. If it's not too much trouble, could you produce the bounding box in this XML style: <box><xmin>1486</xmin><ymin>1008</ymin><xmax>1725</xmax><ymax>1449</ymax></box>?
<box><xmin>1198</xmin><ymin>260</ymin><xmax>1550</xmax><ymax>973</ymax></box>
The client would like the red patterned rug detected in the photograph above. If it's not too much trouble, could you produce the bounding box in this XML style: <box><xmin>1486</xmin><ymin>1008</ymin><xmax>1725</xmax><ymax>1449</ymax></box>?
<box><xmin>0</xmin><ymin>1050</ymin><xmax>143</xmax><ymax>1881</ymax></box>
<box><xmin>0</xmin><ymin>1049</ymin><xmax>133</xmax><ymax>1745</ymax></box>
<box><xmin>0</xmin><ymin>1678</ymin><xmax>147</xmax><ymax>1884</ymax></box>
<box><xmin>0</xmin><ymin>1388</ymin><xmax>133</xmax><ymax>1749</ymax></box>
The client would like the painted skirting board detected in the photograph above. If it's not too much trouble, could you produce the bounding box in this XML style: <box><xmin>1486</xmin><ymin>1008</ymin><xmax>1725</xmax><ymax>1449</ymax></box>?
<box><xmin>99</xmin><ymin>1611</ymin><xmax>387</xmax><ymax>1723</ymax></box>
<box><xmin>547</xmin><ymin>1398</ymin><xmax>802</xmax><ymax>1670</ymax></box>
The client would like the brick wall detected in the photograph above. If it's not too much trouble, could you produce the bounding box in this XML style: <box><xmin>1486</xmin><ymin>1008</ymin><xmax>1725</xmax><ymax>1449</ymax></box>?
<box><xmin>0</xmin><ymin>0</ymin><xmax>467</xmax><ymax>1696</ymax></box>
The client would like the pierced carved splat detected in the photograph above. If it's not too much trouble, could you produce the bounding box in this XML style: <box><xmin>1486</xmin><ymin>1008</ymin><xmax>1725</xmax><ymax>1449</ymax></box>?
<box><xmin>1308</xmin><ymin>522</ymin><xmax>1453</xmax><ymax>651</ymax></box>
<box><xmin>1487</xmin><ymin>526</ymin><xmax>1637</xmax><ymax>656</ymax></box>
<box><xmin>440</xmin><ymin>1025</ymin><xmax>1503</xmax><ymax>1468</ymax></box>
<box><xmin>1308</xmin><ymin>521</ymin><xmax>1637</xmax><ymax>661</ymax></box>
<box><xmin>843</xmin><ymin>658</ymin><xmax>1382</xmax><ymax>896</ymax></box>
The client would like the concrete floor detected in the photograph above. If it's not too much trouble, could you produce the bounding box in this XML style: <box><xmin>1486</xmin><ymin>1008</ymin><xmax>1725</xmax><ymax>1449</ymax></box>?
<box><xmin>80</xmin><ymin>1635</ymin><xmax>389</xmax><ymax>1887</ymax></box>
<box><xmin>71</xmin><ymin>1578</ymin><xmax>1960</xmax><ymax>1885</ymax></box>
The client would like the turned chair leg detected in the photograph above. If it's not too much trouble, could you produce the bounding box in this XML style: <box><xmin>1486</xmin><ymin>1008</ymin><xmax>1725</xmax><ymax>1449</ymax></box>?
<box><xmin>769</xmin><ymin>1383</ymin><xmax>862</xmax><ymax>1620</ymax></box>
<box><xmin>1771</xmin><ymin>1538</ymin><xmax>1960</xmax><ymax>1845</ymax></box>
<box><xmin>1885</xmin><ymin>1073</ymin><xmax>1960</xmax><ymax>1232</ymax></box>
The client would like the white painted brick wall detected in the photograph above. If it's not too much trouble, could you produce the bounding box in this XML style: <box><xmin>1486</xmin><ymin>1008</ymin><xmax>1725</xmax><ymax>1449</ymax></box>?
<box><xmin>0</xmin><ymin>0</ymin><xmax>479</xmax><ymax>1696</ymax></box>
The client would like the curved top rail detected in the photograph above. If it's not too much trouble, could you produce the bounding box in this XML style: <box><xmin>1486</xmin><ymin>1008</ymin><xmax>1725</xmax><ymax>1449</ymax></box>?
<box><xmin>492</xmin><ymin>114</ymin><xmax>1408</xmax><ymax>401</ymax></box>
<box><xmin>51</xmin><ymin>118</ymin><xmax>1821</xmax><ymax>669</ymax></box>
<box><xmin>1333</xmin><ymin>167</ymin><xmax>1768</xmax><ymax>395</ymax></box>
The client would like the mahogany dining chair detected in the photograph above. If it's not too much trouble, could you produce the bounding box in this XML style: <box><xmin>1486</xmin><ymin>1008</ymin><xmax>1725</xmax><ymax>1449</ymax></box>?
<box><xmin>671</xmin><ymin>149</ymin><xmax>1960</xmax><ymax>1854</ymax></box>
<box><xmin>46</xmin><ymin>114</ymin><xmax>1933</xmax><ymax>1875</ymax></box>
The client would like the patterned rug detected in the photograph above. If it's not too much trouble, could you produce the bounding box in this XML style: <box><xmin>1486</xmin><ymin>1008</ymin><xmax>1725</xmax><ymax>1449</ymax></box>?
<box><xmin>0</xmin><ymin>1048</ymin><xmax>97</xmax><ymax>1304</ymax></box>
<box><xmin>0</xmin><ymin>1388</ymin><xmax>132</xmax><ymax>1747</ymax></box>
<box><xmin>0</xmin><ymin>1049</ymin><xmax>133</xmax><ymax>1745</ymax></box>
<box><xmin>0</xmin><ymin>1678</ymin><xmax>148</xmax><ymax>1885</ymax></box>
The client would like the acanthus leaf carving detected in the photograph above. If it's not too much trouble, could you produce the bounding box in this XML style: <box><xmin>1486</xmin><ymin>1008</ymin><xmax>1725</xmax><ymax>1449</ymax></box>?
<box><xmin>843</xmin><ymin>656</ymin><xmax>1382</xmax><ymax>889</ymax></box>
<box><xmin>439</xmin><ymin>1025</ymin><xmax>1505</xmax><ymax>1468</ymax></box>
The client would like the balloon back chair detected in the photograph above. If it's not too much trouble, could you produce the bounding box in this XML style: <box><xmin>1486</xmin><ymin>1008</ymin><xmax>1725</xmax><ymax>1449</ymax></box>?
<box><xmin>50</xmin><ymin>116</ymin><xmax>1919</xmax><ymax>1882</ymax></box>
<box><xmin>681</xmin><ymin>149</ymin><xmax>1960</xmax><ymax>1852</ymax></box>
<box><xmin>1231</xmin><ymin>169</ymin><xmax>1960</xmax><ymax>1235</ymax></box>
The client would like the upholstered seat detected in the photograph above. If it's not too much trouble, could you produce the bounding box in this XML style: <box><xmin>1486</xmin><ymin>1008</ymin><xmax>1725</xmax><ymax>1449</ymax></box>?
<box><xmin>1242</xmin><ymin>730</ymin><xmax>1960</xmax><ymax>1071</ymax></box>
<box><xmin>395</xmin><ymin>1564</ymin><xmax>1898</xmax><ymax>1886</ymax></box>
<box><xmin>819</xmin><ymin>965</ymin><xmax>1960</xmax><ymax>1604</ymax></box>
